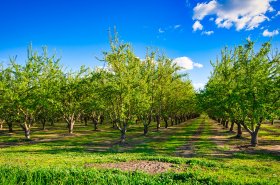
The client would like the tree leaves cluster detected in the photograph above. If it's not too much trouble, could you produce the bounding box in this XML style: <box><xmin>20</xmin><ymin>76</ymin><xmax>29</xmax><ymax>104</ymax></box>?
<box><xmin>198</xmin><ymin>41</ymin><xmax>280</xmax><ymax>146</ymax></box>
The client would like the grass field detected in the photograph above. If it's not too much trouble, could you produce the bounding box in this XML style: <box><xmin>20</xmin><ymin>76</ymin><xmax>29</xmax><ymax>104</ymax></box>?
<box><xmin>0</xmin><ymin>118</ymin><xmax>279</xmax><ymax>184</ymax></box>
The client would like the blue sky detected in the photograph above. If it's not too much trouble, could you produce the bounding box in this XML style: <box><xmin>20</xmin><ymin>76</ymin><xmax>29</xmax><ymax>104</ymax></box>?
<box><xmin>0</xmin><ymin>0</ymin><xmax>279</xmax><ymax>89</ymax></box>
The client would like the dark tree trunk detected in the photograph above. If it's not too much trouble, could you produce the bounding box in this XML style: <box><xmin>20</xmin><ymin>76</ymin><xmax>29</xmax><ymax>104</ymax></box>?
<box><xmin>7</xmin><ymin>122</ymin><xmax>13</xmax><ymax>133</ymax></box>
<box><xmin>50</xmin><ymin>119</ymin><xmax>55</xmax><ymax>126</ymax></box>
<box><xmin>229</xmin><ymin>121</ymin><xmax>234</xmax><ymax>132</ymax></box>
<box><xmin>156</xmin><ymin>115</ymin><xmax>160</xmax><ymax>131</ymax></box>
<box><xmin>236</xmin><ymin>122</ymin><xmax>242</xmax><ymax>138</ymax></box>
<box><xmin>99</xmin><ymin>115</ymin><xmax>104</xmax><ymax>125</ymax></box>
<box><xmin>164</xmin><ymin>117</ymin><xmax>168</xmax><ymax>128</ymax></box>
<box><xmin>112</xmin><ymin>119</ymin><xmax>117</xmax><ymax>129</ymax></box>
<box><xmin>251</xmin><ymin>132</ymin><xmax>258</xmax><ymax>147</ymax></box>
<box><xmin>120</xmin><ymin>122</ymin><xmax>127</xmax><ymax>144</ymax></box>
<box><xmin>171</xmin><ymin>117</ymin><xmax>174</xmax><ymax>126</ymax></box>
<box><xmin>42</xmin><ymin>118</ymin><xmax>46</xmax><ymax>130</ymax></box>
<box><xmin>0</xmin><ymin>123</ymin><xmax>2</xmax><ymax>130</ymax></box>
<box><xmin>92</xmin><ymin>117</ymin><xmax>98</xmax><ymax>131</ymax></box>
<box><xmin>225</xmin><ymin>120</ymin><xmax>229</xmax><ymax>128</ymax></box>
<box><xmin>221</xmin><ymin>119</ymin><xmax>226</xmax><ymax>127</ymax></box>
<box><xmin>144</xmin><ymin>124</ymin><xmax>148</xmax><ymax>135</ymax></box>
<box><xmin>271</xmin><ymin>119</ymin><xmax>274</xmax><ymax>125</ymax></box>
<box><xmin>84</xmin><ymin>117</ymin><xmax>88</xmax><ymax>126</ymax></box>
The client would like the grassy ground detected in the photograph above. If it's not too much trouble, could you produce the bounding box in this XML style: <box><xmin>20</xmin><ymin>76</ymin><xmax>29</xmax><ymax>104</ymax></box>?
<box><xmin>0</xmin><ymin>118</ymin><xmax>279</xmax><ymax>184</ymax></box>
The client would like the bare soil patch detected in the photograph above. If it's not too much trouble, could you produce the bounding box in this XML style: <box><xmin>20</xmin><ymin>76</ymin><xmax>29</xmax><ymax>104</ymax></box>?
<box><xmin>85</xmin><ymin>160</ymin><xmax>182</xmax><ymax>174</ymax></box>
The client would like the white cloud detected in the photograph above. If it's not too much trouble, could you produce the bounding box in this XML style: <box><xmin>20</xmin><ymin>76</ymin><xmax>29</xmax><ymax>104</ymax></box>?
<box><xmin>192</xmin><ymin>20</ymin><xmax>203</xmax><ymax>31</ymax></box>
<box><xmin>193</xmin><ymin>0</ymin><xmax>274</xmax><ymax>31</ymax></box>
<box><xmin>173</xmin><ymin>57</ymin><xmax>203</xmax><ymax>70</ymax></box>
<box><xmin>193</xmin><ymin>82</ymin><xmax>205</xmax><ymax>90</ymax></box>
<box><xmin>202</xmin><ymin>30</ymin><xmax>214</xmax><ymax>35</ymax></box>
<box><xmin>174</xmin><ymin>25</ymin><xmax>181</xmax><ymax>29</ymax></box>
<box><xmin>276</xmin><ymin>11</ymin><xmax>280</xmax><ymax>16</ymax></box>
<box><xmin>263</xmin><ymin>29</ymin><xmax>279</xmax><ymax>37</ymax></box>
<box><xmin>158</xmin><ymin>28</ymin><xmax>165</xmax><ymax>33</ymax></box>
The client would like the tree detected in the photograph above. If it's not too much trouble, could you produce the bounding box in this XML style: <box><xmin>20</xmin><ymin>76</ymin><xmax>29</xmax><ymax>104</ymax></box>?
<box><xmin>58</xmin><ymin>67</ymin><xmax>87</xmax><ymax>134</ymax></box>
<box><xmin>201</xmin><ymin>40</ymin><xmax>279</xmax><ymax>146</ymax></box>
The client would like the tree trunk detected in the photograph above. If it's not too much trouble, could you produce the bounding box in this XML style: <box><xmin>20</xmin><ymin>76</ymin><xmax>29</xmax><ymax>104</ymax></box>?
<box><xmin>156</xmin><ymin>115</ymin><xmax>160</xmax><ymax>131</ymax></box>
<box><xmin>221</xmin><ymin>119</ymin><xmax>225</xmax><ymax>127</ymax></box>
<box><xmin>250</xmin><ymin>132</ymin><xmax>258</xmax><ymax>147</ymax></box>
<box><xmin>84</xmin><ymin>117</ymin><xmax>88</xmax><ymax>126</ymax></box>
<box><xmin>120</xmin><ymin>130</ymin><xmax>126</xmax><ymax>143</ymax></box>
<box><xmin>24</xmin><ymin>129</ymin><xmax>30</xmax><ymax>139</ymax></box>
<box><xmin>236</xmin><ymin>122</ymin><xmax>242</xmax><ymax>138</ymax></box>
<box><xmin>225</xmin><ymin>120</ymin><xmax>229</xmax><ymax>128</ymax></box>
<box><xmin>21</xmin><ymin>123</ymin><xmax>31</xmax><ymax>139</ymax></box>
<box><xmin>0</xmin><ymin>123</ymin><xmax>2</xmax><ymax>130</ymax></box>
<box><xmin>68</xmin><ymin>121</ymin><xmax>75</xmax><ymax>134</ymax></box>
<box><xmin>50</xmin><ymin>119</ymin><xmax>55</xmax><ymax>126</ymax></box>
<box><xmin>120</xmin><ymin>123</ymin><xmax>127</xmax><ymax>144</ymax></box>
<box><xmin>93</xmin><ymin>117</ymin><xmax>98</xmax><ymax>131</ymax></box>
<box><xmin>144</xmin><ymin>124</ymin><xmax>148</xmax><ymax>135</ymax></box>
<box><xmin>42</xmin><ymin>118</ymin><xmax>46</xmax><ymax>130</ymax></box>
<box><xmin>229</xmin><ymin>121</ymin><xmax>234</xmax><ymax>132</ymax></box>
<box><xmin>164</xmin><ymin>117</ymin><xmax>168</xmax><ymax>128</ymax></box>
<box><xmin>7</xmin><ymin>122</ymin><xmax>13</xmax><ymax>133</ymax></box>
<box><xmin>271</xmin><ymin>119</ymin><xmax>274</xmax><ymax>125</ymax></box>
<box><xmin>112</xmin><ymin>119</ymin><xmax>117</xmax><ymax>129</ymax></box>
<box><xmin>99</xmin><ymin>115</ymin><xmax>104</xmax><ymax>125</ymax></box>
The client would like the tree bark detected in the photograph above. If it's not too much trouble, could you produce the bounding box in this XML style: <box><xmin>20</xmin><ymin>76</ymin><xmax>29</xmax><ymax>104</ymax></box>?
<box><xmin>120</xmin><ymin>122</ymin><xmax>127</xmax><ymax>144</ymax></box>
<box><xmin>42</xmin><ymin>118</ymin><xmax>46</xmax><ymax>130</ymax></box>
<box><xmin>21</xmin><ymin>123</ymin><xmax>31</xmax><ymax>139</ymax></box>
<box><xmin>0</xmin><ymin>123</ymin><xmax>2</xmax><ymax>130</ymax></box>
<box><xmin>271</xmin><ymin>119</ymin><xmax>274</xmax><ymax>125</ymax></box>
<box><xmin>50</xmin><ymin>119</ymin><xmax>55</xmax><ymax>126</ymax></box>
<box><xmin>251</xmin><ymin>132</ymin><xmax>258</xmax><ymax>147</ymax></box>
<box><xmin>92</xmin><ymin>117</ymin><xmax>98</xmax><ymax>131</ymax></box>
<box><xmin>225</xmin><ymin>120</ymin><xmax>229</xmax><ymax>128</ymax></box>
<box><xmin>24</xmin><ymin>128</ymin><xmax>30</xmax><ymax>139</ymax></box>
<box><xmin>7</xmin><ymin>122</ymin><xmax>13</xmax><ymax>133</ymax></box>
<box><xmin>84</xmin><ymin>117</ymin><xmax>88</xmax><ymax>126</ymax></box>
<box><xmin>156</xmin><ymin>115</ymin><xmax>160</xmax><ymax>131</ymax></box>
<box><xmin>144</xmin><ymin>124</ymin><xmax>148</xmax><ymax>135</ymax></box>
<box><xmin>164</xmin><ymin>117</ymin><xmax>168</xmax><ymax>128</ymax></box>
<box><xmin>236</xmin><ymin>122</ymin><xmax>242</xmax><ymax>138</ymax></box>
<box><xmin>68</xmin><ymin>120</ymin><xmax>75</xmax><ymax>134</ymax></box>
<box><xmin>99</xmin><ymin>115</ymin><xmax>104</xmax><ymax>125</ymax></box>
<box><xmin>229</xmin><ymin>121</ymin><xmax>234</xmax><ymax>132</ymax></box>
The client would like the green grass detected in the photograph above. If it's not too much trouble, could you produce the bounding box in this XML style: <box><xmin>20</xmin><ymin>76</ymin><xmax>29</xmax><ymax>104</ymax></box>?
<box><xmin>0</xmin><ymin>118</ymin><xmax>279</xmax><ymax>184</ymax></box>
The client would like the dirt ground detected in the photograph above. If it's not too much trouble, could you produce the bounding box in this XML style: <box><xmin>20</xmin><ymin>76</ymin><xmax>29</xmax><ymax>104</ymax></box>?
<box><xmin>85</xmin><ymin>160</ymin><xmax>182</xmax><ymax>174</ymax></box>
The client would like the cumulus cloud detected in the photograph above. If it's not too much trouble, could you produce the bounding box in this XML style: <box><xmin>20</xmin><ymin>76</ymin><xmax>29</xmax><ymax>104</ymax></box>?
<box><xmin>173</xmin><ymin>57</ymin><xmax>203</xmax><ymax>70</ymax></box>
<box><xmin>193</xmin><ymin>0</ymin><xmax>274</xmax><ymax>31</ymax></box>
<box><xmin>202</xmin><ymin>30</ymin><xmax>214</xmax><ymax>35</ymax></box>
<box><xmin>263</xmin><ymin>29</ymin><xmax>279</xmax><ymax>37</ymax></box>
<box><xmin>276</xmin><ymin>11</ymin><xmax>280</xmax><ymax>16</ymax></box>
<box><xmin>192</xmin><ymin>21</ymin><xmax>203</xmax><ymax>31</ymax></box>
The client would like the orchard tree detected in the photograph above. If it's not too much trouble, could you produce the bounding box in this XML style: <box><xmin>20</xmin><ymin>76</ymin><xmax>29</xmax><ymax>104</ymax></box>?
<box><xmin>202</xmin><ymin>40</ymin><xmax>279</xmax><ymax>146</ymax></box>
<box><xmin>59</xmin><ymin>67</ymin><xmax>88</xmax><ymax>134</ymax></box>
